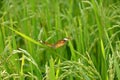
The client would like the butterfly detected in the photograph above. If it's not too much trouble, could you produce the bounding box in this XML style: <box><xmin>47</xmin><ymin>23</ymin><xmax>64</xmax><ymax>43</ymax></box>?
<box><xmin>39</xmin><ymin>37</ymin><xmax>70</xmax><ymax>48</ymax></box>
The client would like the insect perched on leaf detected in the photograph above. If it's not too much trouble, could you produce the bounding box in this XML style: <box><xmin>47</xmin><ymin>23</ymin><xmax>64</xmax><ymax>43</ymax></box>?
<box><xmin>39</xmin><ymin>37</ymin><xmax>70</xmax><ymax>48</ymax></box>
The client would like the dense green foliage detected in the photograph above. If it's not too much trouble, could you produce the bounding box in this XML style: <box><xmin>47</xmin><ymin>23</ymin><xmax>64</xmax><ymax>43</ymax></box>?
<box><xmin>0</xmin><ymin>0</ymin><xmax>120</xmax><ymax>80</ymax></box>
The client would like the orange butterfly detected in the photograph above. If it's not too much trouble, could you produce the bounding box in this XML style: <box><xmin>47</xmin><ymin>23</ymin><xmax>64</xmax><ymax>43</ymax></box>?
<box><xmin>40</xmin><ymin>37</ymin><xmax>70</xmax><ymax>48</ymax></box>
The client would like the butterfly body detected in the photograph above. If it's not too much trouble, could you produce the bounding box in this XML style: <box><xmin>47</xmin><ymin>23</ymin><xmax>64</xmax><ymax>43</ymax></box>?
<box><xmin>40</xmin><ymin>37</ymin><xmax>70</xmax><ymax>48</ymax></box>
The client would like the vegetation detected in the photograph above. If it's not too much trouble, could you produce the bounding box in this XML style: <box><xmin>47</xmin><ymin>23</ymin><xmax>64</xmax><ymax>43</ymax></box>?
<box><xmin>0</xmin><ymin>0</ymin><xmax>120</xmax><ymax>80</ymax></box>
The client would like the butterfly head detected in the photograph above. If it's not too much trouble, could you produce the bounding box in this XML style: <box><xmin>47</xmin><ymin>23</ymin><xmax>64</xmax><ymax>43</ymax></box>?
<box><xmin>63</xmin><ymin>37</ymin><xmax>70</xmax><ymax>41</ymax></box>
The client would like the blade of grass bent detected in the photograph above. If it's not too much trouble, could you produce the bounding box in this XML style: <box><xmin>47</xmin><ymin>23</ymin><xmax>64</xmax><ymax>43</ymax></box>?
<box><xmin>8</xmin><ymin>27</ymin><xmax>43</xmax><ymax>47</ymax></box>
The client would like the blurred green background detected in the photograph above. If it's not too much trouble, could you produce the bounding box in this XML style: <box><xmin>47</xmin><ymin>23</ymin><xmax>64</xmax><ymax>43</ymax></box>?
<box><xmin>0</xmin><ymin>0</ymin><xmax>120</xmax><ymax>80</ymax></box>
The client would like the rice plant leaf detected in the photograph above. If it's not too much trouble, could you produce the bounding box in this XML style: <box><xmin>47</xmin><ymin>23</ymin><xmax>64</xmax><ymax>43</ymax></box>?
<box><xmin>8</xmin><ymin>27</ymin><xmax>42</xmax><ymax>46</ymax></box>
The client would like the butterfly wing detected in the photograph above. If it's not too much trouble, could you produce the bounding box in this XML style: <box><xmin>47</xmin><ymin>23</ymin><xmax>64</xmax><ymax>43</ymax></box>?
<box><xmin>53</xmin><ymin>40</ymin><xmax>65</xmax><ymax>48</ymax></box>
<box><xmin>39</xmin><ymin>37</ymin><xmax>70</xmax><ymax>48</ymax></box>
<box><xmin>39</xmin><ymin>40</ymin><xmax>53</xmax><ymax>47</ymax></box>
<box><xmin>53</xmin><ymin>37</ymin><xmax>70</xmax><ymax>48</ymax></box>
